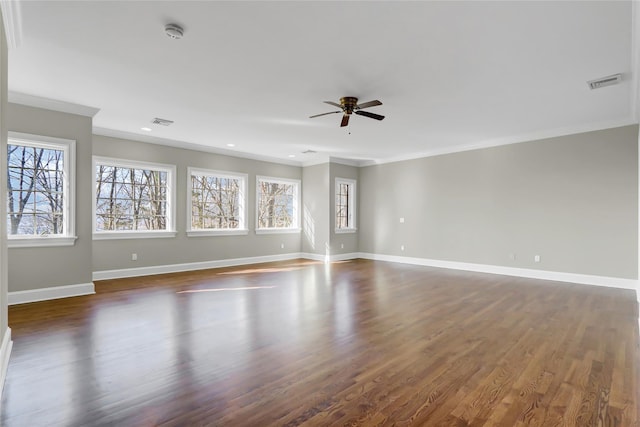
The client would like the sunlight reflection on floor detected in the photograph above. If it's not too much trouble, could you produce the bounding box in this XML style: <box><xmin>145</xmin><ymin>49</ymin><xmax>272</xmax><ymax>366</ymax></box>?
<box><xmin>176</xmin><ymin>286</ymin><xmax>276</xmax><ymax>294</ymax></box>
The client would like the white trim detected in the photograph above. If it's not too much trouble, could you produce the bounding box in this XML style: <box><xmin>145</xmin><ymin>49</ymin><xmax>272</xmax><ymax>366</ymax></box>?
<box><xmin>0</xmin><ymin>0</ymin><xmax>21</xmax><ymax>49</ymax></box>
<box><xmin>0</xmin><ymin>328</ymin><xmax>12</xmax><ymax>397</ymax></box>
<box><xmin>255</xmin><ymin>175</ymin><xmax>301</xmax><ymax>232</ymax></box>
<box><xmin>92</xmin><ymin>156</ymin><xmax>176</xmax><ymax>237</ymax></box>
<box><xmin>334</xmin><ymin>228</ymin><xmax>357</xmax><ymax>234</ymax></box>
<box><xmin>8</xmin><ymin>282</ymin><xmax>95</xmax><ymax>305</ymax></box>
<box><xmin>187</xmin><ymin>167</ymin><xmax>248</xmax><ymax>234</ymax></box>
<box><xmin>93</xmin><ymin>231</ymin><xmax>177</xmax><ymax>240</ymax></box>
<box><xmin>8</xmin><ymin>235</ymin><xmax>77</xmax><ymax>248</ymax></box>
<box><xmin>360</xmin><ymin>119</ymin><xmax>638</xmax><ymax>167</ymax></box>
<box><xmin>7</xmin><ymin>132</ymin><xmax>76</xmax><ymax>241</ymax></box>
<box><xmin>93</xmin><ymin>127</ymin><xmax>301</xmax><ymax>167</ymax></box>
<box><xmin>356</xmin><ymin>253</ymin><xmax>638</xmax><ymax>290</ymax></box>
<box><xmin>187</xmin><ymin>229</ymin><xmax>249</xmax><ymax>237</ymax></box>
<box><xmin>90</xmin><ymin>251</ymin><xmax>637</xmax><ymax>293</ymax></box>
<box><xmin>9</xmin><ymin>92</ymin><xmax>99</xmax><ymax>117</ymax></box>
<box><xmin>328</xmin><ymin>252</ymin><xmax>360</xmax><ymax>262</ymax></box>
<box><xmin>300</xmin><ymin>252</ymin><xmax>326</xmax><ymax>262</ymax></box>
<box><xmin>335</xmin><ymin>177</ymin><xmax>357</xmax><ymax>232</ymax></box>
<box><xmin>255</xmin><ymin>228</ymin><xmax>301</xmax><ymax>235</ymax></box>
<box><xmin>92</xmin><ymin>253</ymin><xmax>305</xmax><ymax>281</ymax></box>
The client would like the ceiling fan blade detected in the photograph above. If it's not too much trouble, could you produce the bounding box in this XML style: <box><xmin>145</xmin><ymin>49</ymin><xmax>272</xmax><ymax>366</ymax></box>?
<box><xmin>355</xmin><ymin>110</ymin><xmax>385</xmax><ymax>121</ymax></box>
<box><xmin>309</xmin><ymin>110</ymin><xmax>341</xmax><ymax>118</ymax></box>
<box><xmin>340</xmin><ymin>114</ymin><xmax>350</xmax><ymax>127</ymax></box>
<box><xmin>356</xmin><ymin>100</ymin><xmax>382</xmax><ymax>110</ymax></box>
<box><xmin>324</xmin><ymin>101</ymin><xmax>343</xmax><ymax>109</ymax></box>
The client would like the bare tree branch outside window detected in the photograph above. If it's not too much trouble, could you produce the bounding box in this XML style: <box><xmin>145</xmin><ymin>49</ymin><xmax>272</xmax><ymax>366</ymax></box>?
<box><xmin>191</xmin><ymin>174</ymin><xmax>241</xmax><ymax>229</ymax></box>
<box><xmin>257</xmin><ymin>180</ymin><xmax>296</xmax><ymax>229</ymax></box>
<box><xmin>7</xmin><ymin>144</ymin><xmax>65</xmax><ymax>236</ymax></box>
<box><xmin>95</xmin><ymin>164</ymin><xmax>168</xmax><ymax>231</ymax></box>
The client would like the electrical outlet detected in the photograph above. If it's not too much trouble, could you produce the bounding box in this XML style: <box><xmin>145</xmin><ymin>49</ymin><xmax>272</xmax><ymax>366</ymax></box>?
<box><xmin>400</xmin><ymin>217</ymin><xmax>405</xmax><ymax>223</ymax></box>
<box><xmin>280</xmin><ymin>243</ymin><xmax>284</xmax><ymax>249</ymax></box>
<box><xmin>341</xmin><ymin>243</ymin><xmax>344</xmax><ymax>249</ymax></box>
<box><xmin>534</xmin><ymin>255</ymin><xmax>541</xmax><ymax>263</ymax></box>
<box><xmin>400</xmin><ymin>245</ymin><xmax>405</xmax><ymax>251</ymax></box>
<box><xmin>131</xmin><ymin>253</ymin><xmax>137</xmax><ymax>261</ymax></box>
<box><xmin>509</xmin><ymin>253</ymin><xmax>516</xmax><ymax>261</ymax></box>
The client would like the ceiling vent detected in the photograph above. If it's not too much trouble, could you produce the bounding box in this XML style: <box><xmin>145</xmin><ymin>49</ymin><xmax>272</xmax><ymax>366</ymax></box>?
<box><xmin>151</xmin><ymin>118</ymin><xmax>174</xmax><ymax>126</ymax></box>
<box><xmin>587</xmin><ymin>73</ymin><xmax>622</xmax><ymax>90</ymax></box>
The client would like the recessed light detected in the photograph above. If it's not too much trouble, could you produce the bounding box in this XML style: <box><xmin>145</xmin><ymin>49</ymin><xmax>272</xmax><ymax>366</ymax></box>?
<box><xmin>141</xmin><ymin>127</ymin><xmax>152</xmax><ymax>132</ymax></box>
<box><xmin>288</xmin><ymin>154</ymin><xmax>296</xmax><ymax>158</ymax></box>
<box><xmin>227</xmin><ymin>143</ymin><xmax>235</xmax><ymax>147</ymax></box>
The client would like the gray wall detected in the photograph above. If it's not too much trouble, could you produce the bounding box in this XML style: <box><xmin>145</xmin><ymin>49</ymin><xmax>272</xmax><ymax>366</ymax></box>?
<box><xmin>302</xmin><ymin>163</ymin><xmax>329</xmax><ymax>255</ymax></box>
<box><xmin>92</xmin><ymin>135</ymin><xmax>302</xmax><ymax>272</ymax></box>
<box><xmin>359</xmin><ymin>125</ymin><xmax>639</xmax><ymax>279</ymax></box>
<box><xmin>0</xmin><ymin>14</ymin><xmax>7</xmax><ymax>336</ymax></box>
<box><xmin>7</xmin><ymin>104</ymin><xmax>93</xmax><ymax>291</ymax></box>
<box><xmin>330</xmin><ymin>163</ymin><xmax>359</xmax><ymax>255</ymax></box>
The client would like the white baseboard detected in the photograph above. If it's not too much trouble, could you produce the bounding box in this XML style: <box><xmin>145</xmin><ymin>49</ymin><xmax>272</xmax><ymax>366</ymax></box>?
<box><xmin>0</xmin><ymin>327</ymin><xmax>12</xmax><ymax>397</ymax></box>
<box><xmin>299</xmin><ymin>252</ymin><xmax>326</xmax><ymax>262</ymax></box>
<box><xmin>8</xmin><ymin>282</ymin><xmax>95</xmax><ymax>305</ymax></box>
<box><xmin>9</xmin><ymin>253</ymin><xmax>638</xmax><ymax>305</ymax></box>
<box><xmin>356</xmin><ymin>252</ymin><xmax>638</xmax><ymax>291</ymax></box>
<box><xmin>330</xmin><ymin>252</ymin><xmax>361</xmax><ymax>262</ymax></box>
<box><xmin>92</xmin><ymin>253</ymin><xmax>308</xmax><ymax>281</ymax></box>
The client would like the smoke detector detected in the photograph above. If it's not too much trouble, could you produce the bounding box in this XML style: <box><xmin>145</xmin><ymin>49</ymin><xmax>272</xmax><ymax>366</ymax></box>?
<box><xmin>165</xmin><ymin>24</ymin><xmax>184</xmax><ymax>40</ymax></box>
<box><xmin>587</xmin><ymin>73</ymin><xmax>622</xmax><ymax>90</ymax></box>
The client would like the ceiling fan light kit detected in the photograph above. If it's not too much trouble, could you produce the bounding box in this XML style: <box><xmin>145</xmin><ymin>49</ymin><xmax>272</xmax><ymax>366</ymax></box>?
<box><xmin>310</xmin><ymin>96</ymin><xmax>385</xmax><ymax>127</ymax></box>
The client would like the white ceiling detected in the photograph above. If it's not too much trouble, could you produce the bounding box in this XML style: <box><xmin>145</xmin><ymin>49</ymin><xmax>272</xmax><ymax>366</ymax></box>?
<box><xmin>7</xmin><ymin>1</ymin><xmax>637</xmax><ymax>166</ymax></box>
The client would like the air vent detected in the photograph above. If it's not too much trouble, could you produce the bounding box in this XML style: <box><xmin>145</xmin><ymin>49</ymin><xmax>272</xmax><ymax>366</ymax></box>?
<box><xmin>587</xmin><ymin>73</ymin><xmax>622</xmax><ymax>90</ymax></box>
<box><xmin>151</xmin><ymin>118</ymin><xmax>174</xmax><ymax>126</ymax></box>
<box><xmin>302</xmin><ymin>150</ymin><xmax>317</xmax><ymax>154</ymax></box>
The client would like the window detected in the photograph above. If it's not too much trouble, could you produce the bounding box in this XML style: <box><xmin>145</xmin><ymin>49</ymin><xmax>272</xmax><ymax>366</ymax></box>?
<box><xmin>256</xmin><ymin>176</ymin><xmax>300</xmax><ymax>233</ymax></box>
<box><xmin>6</xmin><ymin>132</ymin><xmax>76</xmax><ymax>247</ymax></box>
<box><xmin>93</xmin><ymin>157</ymin><xmax>176</xmax><ymax>239</ymax></box>
<box><xmin>335</xmin><ymin>178</ymin><xmax>356</xmax><ymax>232</ymax></box>
<box><xmin>188</xmin><ymin>168</ymin><xmax>248</xmax><ymax>236</ymax></box>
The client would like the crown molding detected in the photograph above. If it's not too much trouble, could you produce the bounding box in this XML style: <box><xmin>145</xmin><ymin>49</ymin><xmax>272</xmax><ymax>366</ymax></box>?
<box><xmin>93</xmin><ymin>127</ymin><xmax>303</xmax><ymax>168</ymax></box>
<box><xmin>9</xmin><ymin>92</ymin><xmax>100</xmax><ymax>117</ymax></box>
<box><xmin>360</xmin><ymin>117</ymin><xmax>638</xmax><ymax>167</ymax></box>
<box><xmin>0</xmin><ymin>0</ymin><xmax>22</xmax><ymax>49</ymax></box>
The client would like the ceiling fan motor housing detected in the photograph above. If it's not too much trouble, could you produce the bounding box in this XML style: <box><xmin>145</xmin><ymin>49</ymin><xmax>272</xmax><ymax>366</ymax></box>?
<box><xmin>340</xmin><ymin>97</ymin><xmax>358</xmax><ymax>114</ymax></box>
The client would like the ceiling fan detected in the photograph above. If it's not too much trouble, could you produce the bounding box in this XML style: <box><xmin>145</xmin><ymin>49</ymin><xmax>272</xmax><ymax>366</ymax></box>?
<box><xmin>310</xmin><ymin>97</ymin><xmax>384</xmax><ymax>127</ymax></box>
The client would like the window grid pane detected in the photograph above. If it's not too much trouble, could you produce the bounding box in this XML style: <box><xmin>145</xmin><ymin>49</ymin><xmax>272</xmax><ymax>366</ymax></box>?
<box><xmin>7</xmin><ymin>144</ymin><xmax>66</xmax><ymax>236</ymax></box>
<box><xmin>191</xmin><ymin>174</ymin><xmax>242</xmax><ymax>230</ymax></box>
<box><xmin>95</xmin><ymin>164</ymin><xmax>169</xmax><ymax>231</ymax></box>
<box><xmin>257</xmin><ymin>180</ymin><xmax>297</xmax><ymax>229</ymax></box>
<box><xmin>336</xmin><ymin>183</ymin><xmax>350</xmax><ymax>229</ymax></box>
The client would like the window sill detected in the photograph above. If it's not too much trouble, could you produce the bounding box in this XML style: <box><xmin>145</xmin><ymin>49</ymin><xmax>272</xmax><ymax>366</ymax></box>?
<box><xmin>187</xmin><ymin>229</ymin><xmax>249</xmax><ymax>237</ymax></box>
<box><xmin>255</xmin><ymin>228</ymin><xmax>301</xmax><ymax>235</ymax></box>
<box><xmin>93</xmin><ymin>231</ymin><xmax>177</xmax><ymax>240</ymax></box>
<box><xmin>8</xmin><ymin>236</ymin><xmax>78</xmax><ymax>248</ymax></box>
<box><xmin>335</xmin><ymin>228</ymin><xmax>357</xmax><ymax>234</ymax></box>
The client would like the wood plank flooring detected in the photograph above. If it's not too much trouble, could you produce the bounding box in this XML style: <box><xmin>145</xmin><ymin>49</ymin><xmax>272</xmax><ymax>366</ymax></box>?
<box><xmin>1</xmin><ymin>259</ymin><xmax>639</xmax><ymax>426</ymax></box>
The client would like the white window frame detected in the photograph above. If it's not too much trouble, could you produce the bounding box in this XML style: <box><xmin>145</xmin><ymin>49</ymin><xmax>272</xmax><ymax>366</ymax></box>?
<box><xmin>92</xmin><ymin>156</ymin><xmax>177</xmax><ymax>240</ymax></box>
<box><xmin>7</xmin><ymin>132</ymin><xmax>77</xmax><ymax>248</ymax></box>
<box><xmin>255</xmin><ymin>175</ymin><xmax>301</xmax><ymax>234</ymax></box>
<box><xmin>187</xmin><ymin>167</ymin><xmax>248</xmax><ymax>237</ymax></box>
<box><xmin>335</xmin><ymin>177</ymin><xmax>357</xmax><ymax>233</ymax></box>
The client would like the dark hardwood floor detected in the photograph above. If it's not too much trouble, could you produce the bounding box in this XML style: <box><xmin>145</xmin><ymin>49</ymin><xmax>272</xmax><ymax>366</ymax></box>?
<box><xmin>1</xmin><ymin>259</ymin><xmax>638</xmax><ymax>426</ymax></box>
